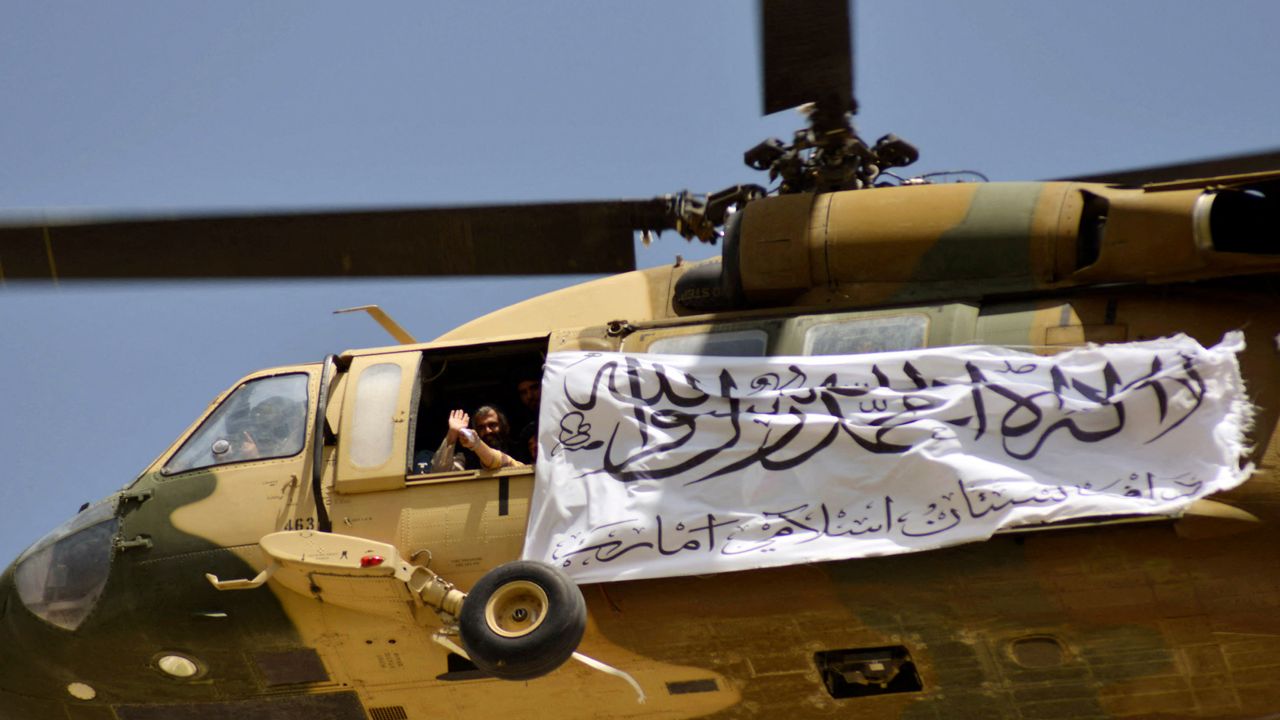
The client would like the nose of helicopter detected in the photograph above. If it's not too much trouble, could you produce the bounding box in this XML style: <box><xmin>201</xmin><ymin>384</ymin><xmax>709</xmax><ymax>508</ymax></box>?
<box><xmin>0</xmin><ymin>565</ymin><xmax>86</xmax><ymax>719</ymax></box>
<box><xmin>0</xmin><ymin>484</ymin><xmax>328</xmax><ymax>718</ymax></box>
<box><xmin>0</xmin><ymin>495</ymin><xmax>132</xmax><ymax>717</ymax></box>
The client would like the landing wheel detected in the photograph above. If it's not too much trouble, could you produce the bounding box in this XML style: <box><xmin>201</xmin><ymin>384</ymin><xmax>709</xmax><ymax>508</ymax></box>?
<box><xmin>459</xmin><ymin>561</ymin><xmax>586</xmax><ymax>680</ymax></box>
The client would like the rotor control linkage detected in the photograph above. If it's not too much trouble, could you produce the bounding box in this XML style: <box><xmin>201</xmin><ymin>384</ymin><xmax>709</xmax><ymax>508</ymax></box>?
<box><xmin>745</xmin><ymin>109</ymin><xmax>918</xmax><ymax>193</ymax></box>
<box><xmin>662</xmin><ymin>184</ymin><xmax>766</xmax><ymax>243</ymax></box>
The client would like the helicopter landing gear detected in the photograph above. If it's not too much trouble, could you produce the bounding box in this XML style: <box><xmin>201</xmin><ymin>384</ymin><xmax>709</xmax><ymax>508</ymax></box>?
<box><xmin>459</xmin><ymin>560</ymin><xmax>586</xmax><ymax>681</ymax></box>
<box><xmin>206</xmin><ymin>533</ymin><xmax>591</xmax><ymax>683</ymax></box>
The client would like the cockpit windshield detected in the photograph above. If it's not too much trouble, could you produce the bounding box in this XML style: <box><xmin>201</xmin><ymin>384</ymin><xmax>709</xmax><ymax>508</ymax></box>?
<box><xmin>163</xmin><ymin>373</ymin><xmax>309</xmax><ymax>475</ymax></box>
<box><xmin>14</xmin><ymin>497</ymin><xmax>118</xmax><ymax>631</ymax></box>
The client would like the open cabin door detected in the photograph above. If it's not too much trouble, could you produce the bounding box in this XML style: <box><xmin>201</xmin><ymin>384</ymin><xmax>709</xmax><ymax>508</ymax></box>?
<box><xmin>323</xmin><ymin>333</ymin><xmax>553</xmax><ymax>588</ymax></box>
<box><xmin>334</xmin><ymin>352</ymin><xmax>422</xmax><ymax>494</ymax></box>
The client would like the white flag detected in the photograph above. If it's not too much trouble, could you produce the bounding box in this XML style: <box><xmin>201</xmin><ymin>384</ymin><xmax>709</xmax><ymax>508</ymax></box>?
<box><xmin>523</xmin><ymin>334</ymin><xmax>1252</xmax><ymax>583</ymax></box>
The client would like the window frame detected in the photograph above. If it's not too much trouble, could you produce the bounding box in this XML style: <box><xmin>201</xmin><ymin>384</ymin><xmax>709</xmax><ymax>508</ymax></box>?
<box><xmin>160</xmin><ymin>371</ymin><xmax>312</xmax><ymax>477</ymax></box>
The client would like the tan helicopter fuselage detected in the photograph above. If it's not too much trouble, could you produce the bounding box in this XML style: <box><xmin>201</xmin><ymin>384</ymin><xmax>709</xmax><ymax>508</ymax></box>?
<box><xmin>2</xmin><ymin>179</ymin><xmax>1280</xmax><ymax>719</ymax></box>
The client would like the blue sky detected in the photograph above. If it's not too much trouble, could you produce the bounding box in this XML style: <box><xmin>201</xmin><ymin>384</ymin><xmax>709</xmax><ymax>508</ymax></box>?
<box><xmin>1</xmin><ymin>0</ymin><xmax>1278</xmax><ymax>562</ymax></box>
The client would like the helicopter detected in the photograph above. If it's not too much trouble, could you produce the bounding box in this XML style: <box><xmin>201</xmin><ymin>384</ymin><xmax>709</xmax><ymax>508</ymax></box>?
<box><xmin>4</xmin><ymin>0</ymin><xmax>1279</xmax><ymax>563</ymax></box>
<box><xmin>2</xmin><ymin>1</ymin><xmax>1280</xmax><ymax>717</ymax></box>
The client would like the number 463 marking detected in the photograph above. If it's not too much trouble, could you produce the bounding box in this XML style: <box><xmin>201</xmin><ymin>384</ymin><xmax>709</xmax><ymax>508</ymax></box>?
<box><xmin>283</xmin><ymin>517</ymin><xmax>316</xmax><ymax>531</ymax></box>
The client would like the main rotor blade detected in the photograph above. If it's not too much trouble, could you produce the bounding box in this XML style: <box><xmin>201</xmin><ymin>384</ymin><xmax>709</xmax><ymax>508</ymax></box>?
<box><xmin>760</xmin><ymin>0</ymin><xmax>855</xmax><ymax>116</ymax></box>
<box><xmin>1062</xmin><ymin>148</ymin><xmax>1280</xmax><ymax>186</ymax></box>
<box><xmin>0</xmin><ymin>200</ymin><xmax>675</xmax><ymax>281</ymax></box>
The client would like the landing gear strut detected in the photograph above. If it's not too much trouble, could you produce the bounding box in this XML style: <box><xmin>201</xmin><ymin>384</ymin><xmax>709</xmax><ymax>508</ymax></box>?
<box><xmin>207</xmin><ymin>532</ymin><xmax>590</xmax><ymax>681</ymax></box>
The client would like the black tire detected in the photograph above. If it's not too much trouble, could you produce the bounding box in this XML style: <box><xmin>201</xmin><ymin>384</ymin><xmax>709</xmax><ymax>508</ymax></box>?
<box><xmin>458</xmin><ymin>560</ymin><xmax>586</xmax><ymax>680</ymax></box>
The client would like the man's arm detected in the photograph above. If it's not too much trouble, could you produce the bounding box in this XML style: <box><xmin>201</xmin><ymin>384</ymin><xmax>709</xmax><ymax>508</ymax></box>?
<box><xmin>458</xmin><ymin>434</ymin><xmax>525</xmax><ymax>471</ymax></box>
<box><xmin>430</xmin><ymin>409</ymin><xmax>469</xmax><ymax>472</ymax></box>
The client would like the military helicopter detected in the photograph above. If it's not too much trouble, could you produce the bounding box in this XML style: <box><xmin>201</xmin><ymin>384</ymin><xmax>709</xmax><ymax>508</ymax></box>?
<box><xmin>4</xmin><ymin>0</ymin><xmax>1280</xmax><ymax>718</ymax></box>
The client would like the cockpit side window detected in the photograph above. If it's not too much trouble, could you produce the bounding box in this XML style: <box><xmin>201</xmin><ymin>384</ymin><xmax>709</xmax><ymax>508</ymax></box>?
<box><xmin>163</xmin><ymin>373</ymin><xmax>309</xmax><ymax>475</ymax></box>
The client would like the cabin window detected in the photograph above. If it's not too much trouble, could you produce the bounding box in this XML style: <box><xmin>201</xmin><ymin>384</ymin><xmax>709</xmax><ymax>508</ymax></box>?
<box><xmin>647</xmin><ymin>328</ymin><xmax>769</xmax><ymax>357</ymax></box>
<box><xmin>802</xmin><ymin>315</ymin><xmax>928</xmax><ymax>356</ymax></box>
<box><xmin>409</xmin><ymin>339</ymin><xmax>548</xmax><ymax>477</ymax></box>
<box><xmin>164</xmin><ymin>373</ymin><xmax>309</xmax><ymax>475</ymax></box>
<box><xmin>349</xmin><ymin>363</ymin><xmax>403</xmax><ymax>469</ymax></box>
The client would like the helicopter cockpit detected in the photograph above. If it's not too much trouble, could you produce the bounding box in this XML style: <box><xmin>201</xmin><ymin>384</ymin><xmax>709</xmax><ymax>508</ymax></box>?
<box><xmin>6</xmin><ymin>372</ymin><xmax>316</xmax><ymax>641</ymax></box>
<box><xmin>164</xmin><ymin>373</ymin><xmax>310</xmax><ymax>474</ymax></box>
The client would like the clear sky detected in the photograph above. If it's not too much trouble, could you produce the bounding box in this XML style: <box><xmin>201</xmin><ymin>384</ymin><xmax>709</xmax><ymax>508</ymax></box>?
<box><xmin>1</xmin><ymin>0</ymin><xmax>1278</xmax><ymax>563</ymax></box>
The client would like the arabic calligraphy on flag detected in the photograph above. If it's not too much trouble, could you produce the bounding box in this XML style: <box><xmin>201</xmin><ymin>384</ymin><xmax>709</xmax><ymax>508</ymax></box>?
<box><xmin>522</xmin><ymin>333</ymin><xmax>1252</xmax><ymax>583</ymax></box>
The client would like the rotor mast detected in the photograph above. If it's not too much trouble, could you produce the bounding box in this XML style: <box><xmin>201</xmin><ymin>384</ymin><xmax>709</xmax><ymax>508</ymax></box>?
<box><xmin>748</xmin><ymin>0</ymin><xmax>917</xmax><ymax>194</ymax></box>
<box><xmin>664</xmin><ymin>0</ymin><xmax>919</xmax><ymax>242</ymax></box>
